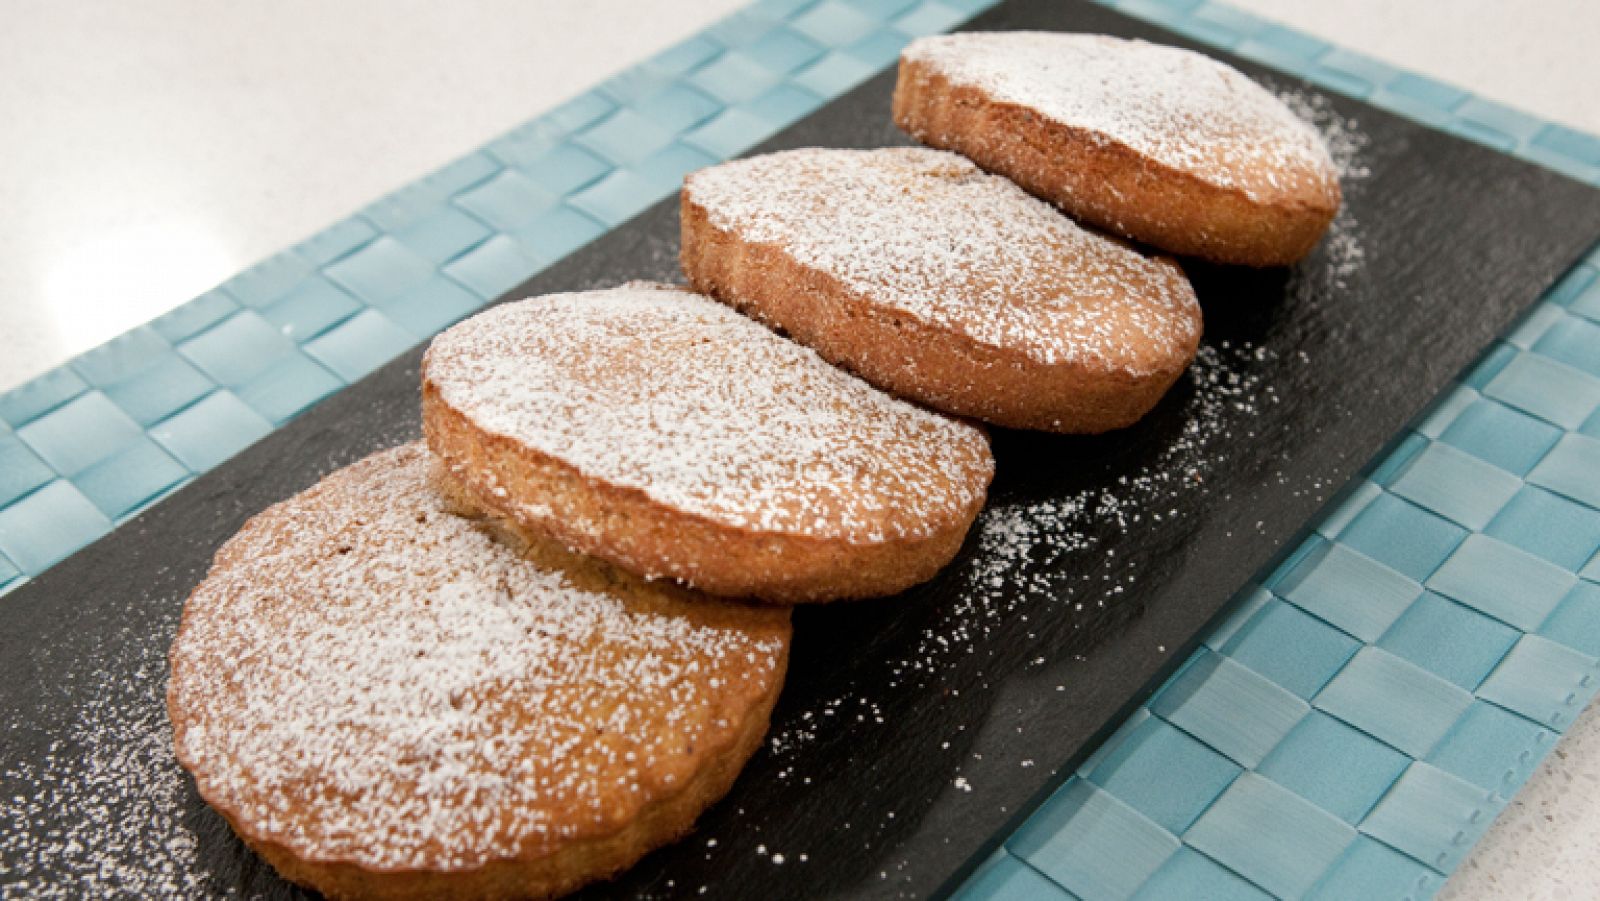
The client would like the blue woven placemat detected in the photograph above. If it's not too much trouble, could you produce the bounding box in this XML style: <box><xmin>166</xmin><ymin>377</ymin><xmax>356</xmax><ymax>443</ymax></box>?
<box><xmin>2</xmin><ymin>1</ymin><xmax>1599</xmax><ymax>898</ymax></box>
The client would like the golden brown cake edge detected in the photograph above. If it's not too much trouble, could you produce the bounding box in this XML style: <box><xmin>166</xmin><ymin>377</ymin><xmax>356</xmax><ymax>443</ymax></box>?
<box><xmin>420</xmin><ymin>375</ymin><xmax>988</xmax><ymax>603</ymax></box>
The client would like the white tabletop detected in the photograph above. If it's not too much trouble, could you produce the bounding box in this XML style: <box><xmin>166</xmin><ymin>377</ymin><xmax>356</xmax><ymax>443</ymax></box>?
<box><xmin>3</xmin><ymin>0</ymin><xmax>1597</xmax><ymax>896</ymax></box>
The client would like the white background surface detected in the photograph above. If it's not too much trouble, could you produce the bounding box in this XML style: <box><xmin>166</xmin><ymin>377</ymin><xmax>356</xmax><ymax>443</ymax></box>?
<box><xmin>0</xmin><ymin>0</ymin><xmax>742</xmax><ymax>390</ymax></box>
<box><xmin>3</xmin><ymin>0</ymin><xmax>1598</xmax><ymax>896</ymax></box>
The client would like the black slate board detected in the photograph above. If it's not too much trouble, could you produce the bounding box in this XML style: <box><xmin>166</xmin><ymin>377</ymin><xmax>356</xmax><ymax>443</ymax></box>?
<box><xmin>6</xmin><ymin>1</ymin><xmax>1600</xmax><ymax>898</ymax></box>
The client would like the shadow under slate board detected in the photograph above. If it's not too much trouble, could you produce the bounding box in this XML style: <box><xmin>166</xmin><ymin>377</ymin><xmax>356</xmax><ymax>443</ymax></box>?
<box><xmin>6</xmin><ymin>1</ymin><xmax>1600</xmax><ymax>898</ymax></box>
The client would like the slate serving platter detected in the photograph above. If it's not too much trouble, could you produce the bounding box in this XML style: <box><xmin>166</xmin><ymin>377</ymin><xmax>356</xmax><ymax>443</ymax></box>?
<box><xmin>6</xmin><ymin>1</ymin><xmax>1600</xmax><ymax>898</ymax></box>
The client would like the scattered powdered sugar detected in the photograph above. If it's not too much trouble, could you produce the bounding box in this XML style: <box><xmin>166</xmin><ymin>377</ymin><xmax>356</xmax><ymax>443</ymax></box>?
<box><xmin>1314</xmin><ymin>209</ymin><xmax>1366</xmax><ymax>289</ymax></box>
<box><xmin>1274</xmin><ymin>88</ymin><xmax>1372</xmax><ymax>294</ymax></box>
<box><xmin>168</xmin><ymin>443</ymin><xmax>787</xmax><ymax>872</ymax></box>
<box><xmin>904</xmin><ymin>32</ymin><xmax>1339</xmax><ymax>202</ymax></box>
<box><xmin>1</xmin><ymin>625</ymin><xmax>210</xmax><ymax>899</ymax></box>
<box><xmin>425</xmin><ymin>283</ymin><xmax>993</xmax><ymax>540</ymax></box>
<box><xmin>765</xmin><ymin>340</ymin><xmax>1277</xmax><ymax>759</ymax></box>
<box><xmin>685</xmin><ymin>148</ymin><xmax>1200</xmax><ymax>373</ymax></box>
<box><xmin>1278</xmin><ymin>90</ymin><xmax>1369</xmax><ymax>185</ymax></box>
<box><xmin>953</xmin><ymin>344</ymin><xmax>1272</xmax><ymax>613</ymax></box>
<box><xmin>893</xmin><ymin>342</ymin><xmax>1278</xmax><ymax>685</ymax></box>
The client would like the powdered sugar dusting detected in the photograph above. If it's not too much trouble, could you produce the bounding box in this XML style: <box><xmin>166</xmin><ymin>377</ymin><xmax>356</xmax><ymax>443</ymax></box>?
<box><xmin>765</xmin><ymin>340</ymin><xmax>1279</xmax><ymax>759</ymax></box>
<box><xmin>1280</xmin><ymin>90</ymin><xmax>1369</xmax><ymax>185</ymax></box>
<box><xmin>1</xmin><ymin>630</ymin><xmax>209</xmax><ymax>898</ymax></box>
<box><xmin>1279</xmin><ymin>89</ymin><xmax>1371</xmax><ymax>291</ymax></box>
<box><xmin>904</xmin><ymin>32</ymin><xmax>1338</xmax><ymax>202</ymax></box>
<box><xmin>168</xmin><ymin>443</ymin><xmax>787</xmax><ymax>872</ymax></box>
<box><xmin>425</xmin><ymin>284</ymin><xmax>993</xmax><ymax>540</ymax></box>
<box><xmin>685</xmin><ymin>148</ymin><xmax>1200</xmax><ymax>373</ymax></box>
<box><xmin>917</xmin><ymin>342</ymin><xmax>1277</xmax><ymax>675</ymax></box>
<box><xmin>945</xmin><ymin>343</ymin><xmax>1273</xmax><ymax>634</ymax></box>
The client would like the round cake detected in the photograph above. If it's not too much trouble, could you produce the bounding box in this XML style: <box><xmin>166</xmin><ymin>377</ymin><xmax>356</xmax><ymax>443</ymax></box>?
<box><xmin>421</xmin><ymin>283</ymin><xmax>995</xmax><ymax>603</ymax></box>
<box><xmin>894</xmin><ymin>32</ymin><xmax>1341</xmax><ymax>266</ymax></box>
<box><xmin>681</xmin><ymin>147</ymin><xmax>1202</xmax><ymax>432</ymax></box>
<box><xmin>167</xmin><ymin>443</ymin><xmax>792</xmax><ymax>900</ymax></box>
